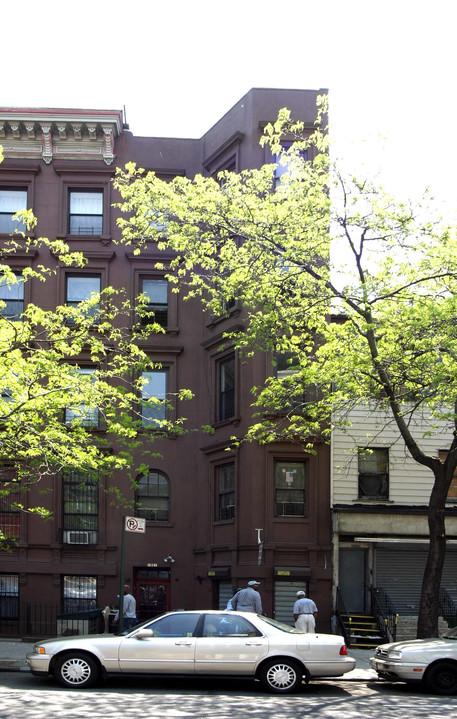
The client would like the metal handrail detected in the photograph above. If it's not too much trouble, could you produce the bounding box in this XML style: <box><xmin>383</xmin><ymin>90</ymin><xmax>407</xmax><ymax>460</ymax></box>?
<box><xmin>335</xmin><ymin>586</ymin><xmax>351</xmax><ymax>645</ymax></box>
<box><xmin>439</xmin><ymin>587</ymin><xmax>457</xmax><ymax>628</ymax></box>
<box><xmin>370</xmin><ymin>586</ymin><xmax>398</xmax><ymax>642</ymax></box>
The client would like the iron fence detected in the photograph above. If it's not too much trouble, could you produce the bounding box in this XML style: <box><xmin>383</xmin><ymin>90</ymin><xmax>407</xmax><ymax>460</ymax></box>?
<box><xmin>0</xmin><ymin>602</ymin><xmax>104</xmax><ymax>639</ymax></box>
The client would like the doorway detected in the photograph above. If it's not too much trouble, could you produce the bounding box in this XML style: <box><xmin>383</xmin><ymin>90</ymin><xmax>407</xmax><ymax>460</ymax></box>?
<box><xmin>134</xmin><ymin>568</ymin><xmax>170</xmax><ymax>622</ymax></box>
<box><xmin>339</xmin><ymin>548</ymin><xmax>368</xmax><ymax>613</ymax></box>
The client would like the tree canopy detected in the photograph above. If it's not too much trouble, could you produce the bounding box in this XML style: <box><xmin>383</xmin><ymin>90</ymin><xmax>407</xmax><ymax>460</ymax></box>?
<box><xmin>0</xmin><ymin>188</ymin><xmax>190</xmax><ymax>542</ymax></box>
<box><xmin>115</xmin><ymin>98</ymin><xmax>457</xmax><ymax>637</ymax></box>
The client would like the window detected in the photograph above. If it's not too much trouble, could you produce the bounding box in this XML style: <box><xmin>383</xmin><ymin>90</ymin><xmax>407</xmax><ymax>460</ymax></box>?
<box><xmin>0</xmin><ymin>574</ymin><xmax>19</xmax><ymax>619</ymax></box>
<box><xmin>218</xmin><ymin>355</ymin><xmax>235</xmax><ymax>422</ymax></box>
<box><xmin>275</xmin><ymin>351</ymin><xmax>301</xmax><ymax>380</ymax></box>
<box><xmin>141</xmin><ymin>370</ymin><xmax>168</xmax><ymax>426</ymax></box>
<box><xmin>439</xmin><ymin>451</ymin><xmax>457</xmax><ymax>502</ymax></box>
<box><xmin>62</xmin><ymin>470</ymin><xmax>98</xmax><ymax>544</ymax></box>
<box><xmin>202</xmin><ymin>614</ymin><xmax>260</xmax><ymax>637</ymax></box>
<box><xmin>68</xmin><ymin>190</ymin><xmax>103</xmax><ymax>235</ymax></box>
<box><xmin>0</xmin><ymin>273</ymin><xmax>24</xmax><ymax>320</ymax></box>
<box><xmin>66</xmin><ymin>274</ymin><xmax>101</xmax><ymax>320</ymax></box>
<box><xmin>274</xmin><ymin>144</ymin><xmax>308</xmax><ymax>189</ymax></box>
<box><xmin>0</xmin><ymin>188</ymin><xmax>27</xmax><ymax>234</ymax></box>
<box><xmin>139</xmin><ymin>277</ymin><xmax>168</xmax><ymax>328</ymax></box>
<box><xmin>0</xmin><ymin>467</ymin><xmax>20</xmax><ymax>540</ymax></box>
<box><xmin>275</xmin><ymin>461</ymin><xmax>306</xmax><ymax>517</ymax></box>
<box><xmin>217</xmin><ymin>463</ymin><xmax>235</xmax><ymax>520</ymax></box>
<box><xmin>136</xmin><ymin>471</ymin><xmax>169</xmax><ymax>521</ymax></box>
<box><xmin>149</xmin><ymin>612</ymin><xmax>199</xmax><ymax>638</ymax></box>
<box><xmin>358</xmin><ymin>447</ymin><xmax>389</xmax><ymax>499</ymax></box>
<box><xmin>62</xmin><ymin>575</ymin><xmax>97</xmax><ymax>613</ymax></box>
<box><xmin>64</xmin><ymin>367</ymin><xmax>99</xmax><ymax>427</ymax></box>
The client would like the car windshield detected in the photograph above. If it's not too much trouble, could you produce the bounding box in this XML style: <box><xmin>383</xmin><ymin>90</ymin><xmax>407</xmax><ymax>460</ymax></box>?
<box><xmin>257</xmin><ymin>615</ymin><xmax>303</xmax><ymax>633</ymax></box>
<box><xmin>441</xmin><ymin>626</ymin><xmax>457</xmax><ymax>640</ymax></box>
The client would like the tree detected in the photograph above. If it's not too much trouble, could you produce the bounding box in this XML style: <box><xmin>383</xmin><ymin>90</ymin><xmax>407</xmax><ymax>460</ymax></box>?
<box><xmin>0</xmin><ymin>180</ymin><xmax>190</xmax><ymax>544</ymax></box>
<box><xmin>114</xmin><ymin>100</ymin><xmax>457</xmax><ymax>638</ymax></box>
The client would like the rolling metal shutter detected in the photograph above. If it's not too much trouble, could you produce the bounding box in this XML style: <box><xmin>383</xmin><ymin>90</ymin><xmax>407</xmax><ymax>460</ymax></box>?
<box><xmin>218</xmin><ymin>582</ymin><xmax>234</xmax><ymax>610</ymax></box>
<box><xmin>274</xmin><ymin>581</ymin><xmax>307</xmax><ymax>624</ymax></box>
<box><xmin>375</xmin><ymin>547</ymin><xmax>457</xmax><ymax>614</ymax></box>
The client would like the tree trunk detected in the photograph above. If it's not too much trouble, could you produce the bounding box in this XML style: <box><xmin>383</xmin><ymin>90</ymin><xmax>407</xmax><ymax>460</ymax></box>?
<box><xmin>417</xmin><ymin>465</ymin><xmax>448</xmax><ymax>638</ymax></box>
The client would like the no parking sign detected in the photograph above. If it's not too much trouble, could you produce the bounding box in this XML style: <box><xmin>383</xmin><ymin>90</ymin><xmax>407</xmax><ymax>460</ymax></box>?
<box><xmin>125</xmin><ymin>516</ymin><xmax>146</xmax><ymax>533</ymax></box>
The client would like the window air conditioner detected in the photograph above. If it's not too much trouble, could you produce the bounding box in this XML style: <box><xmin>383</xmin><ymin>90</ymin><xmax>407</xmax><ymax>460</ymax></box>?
<box><xmin>65</xmin><ymin>530</ymin><xmax>91</xmax><ymax>544</ymax></box>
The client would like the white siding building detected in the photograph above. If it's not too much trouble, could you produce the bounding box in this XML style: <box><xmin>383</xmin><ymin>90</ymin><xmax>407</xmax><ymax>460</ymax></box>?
<box><xmin>331</xmin><ymin>403</ymin><xmax>457</xmax><ymax>620</ymax></box>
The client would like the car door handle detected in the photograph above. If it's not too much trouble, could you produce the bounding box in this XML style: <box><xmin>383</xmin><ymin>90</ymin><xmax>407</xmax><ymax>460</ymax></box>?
<box><xmin>245</xmin><ymin>642</ymin><xmax>263</xmax><ymax>646</ymax></box>
<box><xmin>175</xmin><ymin>641</ymin><xmax>193</xmax><ymax>646</ymax></box>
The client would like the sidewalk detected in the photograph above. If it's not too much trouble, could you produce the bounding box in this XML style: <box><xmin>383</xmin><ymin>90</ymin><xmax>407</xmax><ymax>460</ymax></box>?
<box><xmin>0</xmin><ymin>638</ymin><xmax>35</xmax><ymax>672</ymax></box>
<box><xmin>0</xmin><ymin>638</ymin><xmax>377</xmax><ymax>680</ymax></box>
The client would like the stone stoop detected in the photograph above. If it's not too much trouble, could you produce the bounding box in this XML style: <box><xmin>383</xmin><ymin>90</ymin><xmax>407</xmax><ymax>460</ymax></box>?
<box><xmin>395</xmin><ymin>615</ymin><xmax>450</xmax><ymax>642</ymax></box>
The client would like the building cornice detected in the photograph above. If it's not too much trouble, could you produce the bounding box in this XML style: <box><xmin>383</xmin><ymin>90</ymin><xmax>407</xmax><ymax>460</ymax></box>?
<box><xmin>0</xmin><ymin>108</ymin><xmax>123</xmax><ymax>166</ymax></box>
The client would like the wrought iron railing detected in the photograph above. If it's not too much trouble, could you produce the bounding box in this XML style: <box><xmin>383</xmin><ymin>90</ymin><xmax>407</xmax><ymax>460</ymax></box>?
<box><xmin>370</xmin><ymin>586</ymin><xmax>398</xmax><ymax>642</ymax></box>
<box><xmin>0</xmin><ymin>602</ymin><xmax>104</xmax><ymax>639</ymax></box>
<box><xmin>439</xmin><ymin>588</ymin><xmax>457</xmax><ymax>628</ymax></box>
<box><xmin>335</xmin><ymin>586</ymin><xmax>351</xmax><ymax>645</ymax></box>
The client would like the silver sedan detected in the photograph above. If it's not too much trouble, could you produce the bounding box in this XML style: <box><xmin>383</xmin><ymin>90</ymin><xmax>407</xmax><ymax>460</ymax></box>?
<box><xmin>371</xmin><ymin>626</ymin><xmax>457</xmax><ymax>694</ymax></box>
<box><xmin>27</xmin><ymin>610</ymin><xmax>355</xmax><ymax>693</ymax></box>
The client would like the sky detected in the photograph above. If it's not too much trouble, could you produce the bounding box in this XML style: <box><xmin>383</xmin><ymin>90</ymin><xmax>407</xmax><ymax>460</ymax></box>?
<box><xmin>2</xmin><ymin>0</ymin><xmax>456</xmax><ymax>217</ymax></box>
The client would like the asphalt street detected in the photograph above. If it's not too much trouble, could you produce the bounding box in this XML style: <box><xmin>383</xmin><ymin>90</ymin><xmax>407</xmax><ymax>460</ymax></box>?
<box><xmin>0</xmin><ymin>641</ymin><xmax>456</xmax><ymax>718</ymax></box>
<box><xmin>0</xmin><ymin>671</ymin><xmax>456</xmax><ymax>719</ymax></box>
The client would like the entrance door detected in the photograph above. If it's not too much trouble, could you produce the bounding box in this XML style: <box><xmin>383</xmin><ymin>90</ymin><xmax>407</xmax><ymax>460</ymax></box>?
<box><xmin>134</xmin><ymin>568</ymin><xmax>170</xmax><ymax>622</ymax></box>
<box><xmin>339</xmin><ymin>548</ymin><xmax>367</xmax><ymax>612</ymax></box>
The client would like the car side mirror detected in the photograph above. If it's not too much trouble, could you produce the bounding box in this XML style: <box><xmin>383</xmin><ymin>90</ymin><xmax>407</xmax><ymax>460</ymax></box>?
<box><xmin>135</xmin><ymin>628</ymin><xmax>154</xmax><ymax>640</ymax></box>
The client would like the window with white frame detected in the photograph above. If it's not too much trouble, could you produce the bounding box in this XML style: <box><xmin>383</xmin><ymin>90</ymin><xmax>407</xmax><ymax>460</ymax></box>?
<box><xmin>275</xmin><ymin>461</ymin><xmax>306</xmax><ymax>517</ymax></box>
<box><xmin>64</xmin><ymin>367</ymin><xmax>99</xmax><ymax>427</ymax></box>
<box><xmin>68</xmin><ymin>189</ymin><xmax>103</xmax><ymax>235</ymax></box>
<box><xmin>135</xmin><ymin>470</ymin><xmax>170</xmax><ymax>521</ymax></box>
<box><xmin>216</xmin><ymin>462</ymin><xmax>235</xmax><ymax>520</ymax></box>
<box><xmin>139</xmin><ymin>277</ymin><xmax>168</xmax><ymax>328</ymax></box>
<box><xmin>62</xmin><ymin>470</ymin><xmax>99</xmax><ymax>544</ymax></box>
<box><xmin>0</xmin><ymin>188</ymin><xmax>27</xmax><ymax>234</ymax></box>
<box><xmin>0</xmin><ymin>273</ymin><xmax>24</xmax><ymax>319</ymax></box>
<box><xmin>358</xmin><ymin>447</ymin><xmax>389</xmax><ymax>499</ymax></box>
<box><xmin>141</xmin><ymin>370</ymin><xmax>168</xmax><ymax>427</ymax></box>
<box><xmin>62</xmin><ymin>575</ymin><xmax>97</xmax><ymax>613</ymax></box>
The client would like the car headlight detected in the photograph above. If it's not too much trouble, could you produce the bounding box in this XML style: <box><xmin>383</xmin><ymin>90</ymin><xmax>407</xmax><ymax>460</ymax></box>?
<box><xmin>387</xmin><ymin>650</ymin><xmax>402</xmax><ymax>659</ymax></box>
<box><xmin>34</xmin><ymin>646</ymin><xmax>47</xmax><ymax>655</ymax></box>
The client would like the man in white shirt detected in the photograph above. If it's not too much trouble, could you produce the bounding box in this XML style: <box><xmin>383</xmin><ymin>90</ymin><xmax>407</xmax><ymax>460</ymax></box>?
<box><xmin>293</xmin><ymin>590</ymin><xmax>317</xmax><ymax>632</ymax></box>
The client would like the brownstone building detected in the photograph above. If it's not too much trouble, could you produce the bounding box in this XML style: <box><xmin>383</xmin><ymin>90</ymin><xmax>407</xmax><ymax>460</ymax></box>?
<box><xmin>0</xmin><ymin>88</ymin><xmax>333</xmax><ymax>633</ymax></box>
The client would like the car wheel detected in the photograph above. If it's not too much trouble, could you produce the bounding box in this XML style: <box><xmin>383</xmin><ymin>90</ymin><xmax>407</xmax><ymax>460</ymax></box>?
<box><xmin>258</xmin><ymin>658</ymin><xmax>304</xmax><ymax>693</ymax></box>
<box><xmin>426</xmin><ymin>661</ymin><xmax>457</xmax><ymax>695</ymax></box>
<box><xmin>54</xmin><ymin>652</ymin><xmax>100</xmax><ymax>689</ymax></box>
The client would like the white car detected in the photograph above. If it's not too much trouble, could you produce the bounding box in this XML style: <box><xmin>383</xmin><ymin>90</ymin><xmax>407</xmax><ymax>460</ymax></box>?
<box><xmin>27</xmin><ymin>610</ymin><xmax>355</xmax><ymax>693</ymax></box>
<box><xmin>371</xmin><ymin>626</ymin><xmax>457</xmax><ymax>694</ymax></box>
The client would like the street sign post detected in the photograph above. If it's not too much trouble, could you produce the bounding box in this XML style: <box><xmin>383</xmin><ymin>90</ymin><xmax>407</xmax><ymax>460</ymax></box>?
<box><xmin>118</xmin><ymin>516</ymin><xmax>146</xmax><ymax>632</ymax></box>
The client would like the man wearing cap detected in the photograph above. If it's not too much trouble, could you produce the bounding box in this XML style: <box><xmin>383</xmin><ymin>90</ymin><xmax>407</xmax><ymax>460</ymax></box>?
<box><xmin>293</xmin><ymin>590</ymin><xmax>318</xmax><ymax>632</ymax></box>
<box><xmin>230</xmin><ymin>581</ymin><xmax>262</xmax><ymax>613</ymax></box>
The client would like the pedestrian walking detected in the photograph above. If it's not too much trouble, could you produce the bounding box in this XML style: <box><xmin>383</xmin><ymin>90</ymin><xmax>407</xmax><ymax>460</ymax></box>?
<box><xmin>113</xmin><ymin>584</ymin><xmax>137</xmax><ymax>630</ymax></box>
<box><xmin>230</xmin><ymin>580</ymin><xmax>262</xmax><ymax>613</ymax></box>
<box><xmin>293</xmin><ymin>590</ymin><xmax>317</xmax><ymax>632</ymax></box>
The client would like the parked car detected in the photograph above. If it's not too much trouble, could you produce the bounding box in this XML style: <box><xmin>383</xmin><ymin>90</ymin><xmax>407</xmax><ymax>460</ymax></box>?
<box><xmin>370</xmin><ymin>626</ymin><xmax>457</xmax><ymax>694</ymax></box>
<box><xmin>26</xmin><ymin>610</ymin><xmax>355</xmax><ymax>693</ymax></box>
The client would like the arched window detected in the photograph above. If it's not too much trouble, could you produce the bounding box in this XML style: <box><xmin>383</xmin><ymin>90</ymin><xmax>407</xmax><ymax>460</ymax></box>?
<box><xmin>136</xmin><ymin>471</ymin><xmax>169</xmax><ymax>521</ymax></box>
